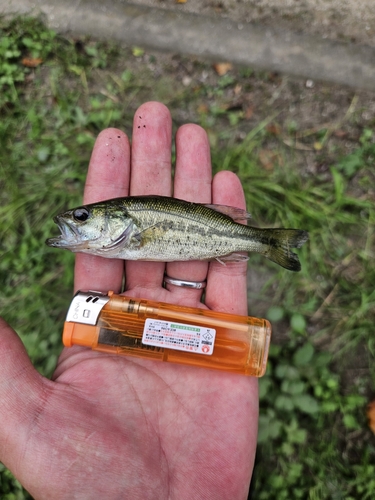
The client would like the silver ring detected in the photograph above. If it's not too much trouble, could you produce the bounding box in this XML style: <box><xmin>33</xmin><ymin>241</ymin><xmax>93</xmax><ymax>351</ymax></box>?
<box><xmin>164</xmin><ymin>274</ymin><xmax>207</xmax><ymax>290</ymax></box>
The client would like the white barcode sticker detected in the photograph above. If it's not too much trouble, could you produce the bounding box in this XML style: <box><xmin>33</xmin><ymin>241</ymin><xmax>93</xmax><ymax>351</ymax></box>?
<box><xmin>142</xmin><ymin>318</ymin><xmax>216</xmax><ymax>355</ymax></box>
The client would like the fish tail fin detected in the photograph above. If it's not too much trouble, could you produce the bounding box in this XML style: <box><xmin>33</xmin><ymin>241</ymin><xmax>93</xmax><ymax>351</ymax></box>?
<box><xmin>262</xmin><ymin>229</ymin><xmax>309</xmax><ymax>272</ymax></box>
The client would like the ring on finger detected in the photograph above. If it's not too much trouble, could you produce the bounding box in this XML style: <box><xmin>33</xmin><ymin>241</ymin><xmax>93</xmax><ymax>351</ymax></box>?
<box><xmin>163</xmin><ymin>274</ymin><xmax>207</xmax><ymax>290</ymax></box>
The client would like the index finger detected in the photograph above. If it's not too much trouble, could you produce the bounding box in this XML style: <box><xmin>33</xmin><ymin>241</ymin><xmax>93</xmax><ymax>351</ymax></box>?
<box><xmin>74</xmin><ymin>128</ymin><xmax>130</xmax><ymax>293</ymax></box>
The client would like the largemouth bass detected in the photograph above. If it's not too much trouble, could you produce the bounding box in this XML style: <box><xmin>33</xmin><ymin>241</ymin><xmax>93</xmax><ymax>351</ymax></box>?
<box><xmin>46</xmin><ymin>196</ymin><xmax>308</xmax><ymax>271</ymax></box>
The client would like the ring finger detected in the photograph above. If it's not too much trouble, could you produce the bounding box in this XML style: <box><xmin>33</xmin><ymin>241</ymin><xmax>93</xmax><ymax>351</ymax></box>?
<box><xmin>165</xmin><ymin>124</ymin><xmax>212</xmax><ymax>306</ymax></box>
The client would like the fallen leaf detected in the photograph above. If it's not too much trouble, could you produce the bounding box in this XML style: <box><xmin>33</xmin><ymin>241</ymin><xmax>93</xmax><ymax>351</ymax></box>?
<box><xmin>259</xmin><ymin>149</ymin><xmax>279</xmax><ymax>171</ymax></box>
<box><xmin>21</xmin><ymin>57</ymin><xmax>43</xmax><ymax>68</ymax></box>
<box><xmin>234</xmin><ymin>84</ymin><xmax>242</xmax><ymax>95</ymax></box>
<box><xmin>132</xmin><ymin>46</ymin><xmax>144</xmax><ymax>57</ymax></box>
<box><xmin>314</xmin><ymin>141</ymin><xmax>323</xmax><ymax>151</ymax></box>
<box><xmin>213</xmin><ymin>62</ymin><xmax>233</xmax><ymax>76</ymax></box>
<box><xmin>218</xmin><ymin>103</ymin><xmax>229</xmax><ymax>111</ymax></box>
<box><xmin>100</xmin><ymin>89</ymin><xmax>120</xmax><ymax>103</ymax></box>
<box><xmin>267</xmin><ymin>72</ymin><xmax>281</xmax><ymax>84</ymax></box>
<box><xmin>296</xmin><ymin>123</ymin><xmax>331</xmax><ymax>138</ymax></box>
<box><xmin>176</xmin><ymin>0</ymin><xmax>187</xmax><ymax>3</ymax></box>
<box><xmin>333</xmin><ymin>129</ymin><xmax>348</xmax><ymax>138</ymax></box>
<box><xmin>367</xmin><ymin>400</ymin><xmax>375</xmax><ymax>434</ymax></box>
<box><xmin>197</xmin><ymin>103</ymin><xmax>209</xmax><ymax>114</ymax></box>
<box><xmin>283</xmin><ymin>138</ymin><xmax>313</xmax><ymax>151</ymax></box>
<box><xmin>266</xmin><ymin>122</ymin><xmax>282</xmax><ymax>136</ymax></box>
<box><xmin>244</xmin><ymin>104</ymin><xmax>254</xmax><ymax>120</ymax></box>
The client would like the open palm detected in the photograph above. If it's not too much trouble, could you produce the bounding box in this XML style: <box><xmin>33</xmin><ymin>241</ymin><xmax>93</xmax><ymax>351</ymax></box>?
<box><xmin>0</xmin><ymin>102</ymin><xmax>258</xmax><ymax>500</ymax></box>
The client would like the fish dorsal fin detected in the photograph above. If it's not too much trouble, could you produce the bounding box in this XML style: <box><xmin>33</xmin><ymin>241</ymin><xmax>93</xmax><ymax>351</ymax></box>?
<box><xmin>204</xmin><ymin>204</ymin><xmax>251</xmax><ymax>222</ymax></box>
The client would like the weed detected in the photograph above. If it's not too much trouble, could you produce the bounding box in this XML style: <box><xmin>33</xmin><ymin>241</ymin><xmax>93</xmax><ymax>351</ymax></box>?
<box><xmin>0</xmin><ymin>17</ymin><xmax>57</xmax><ymax>107</ymax></box>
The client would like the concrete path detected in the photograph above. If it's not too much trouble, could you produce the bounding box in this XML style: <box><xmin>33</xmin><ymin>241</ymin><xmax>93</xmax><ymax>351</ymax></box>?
<box><xmin>1</xmin><ymin>0</ymin><xmax>374</xmax><ymax>90</ymax></box>
<box><xmin>132</xmin><ymin>0</ymin><xmax>375</xmax><ymax>47</ymax></box>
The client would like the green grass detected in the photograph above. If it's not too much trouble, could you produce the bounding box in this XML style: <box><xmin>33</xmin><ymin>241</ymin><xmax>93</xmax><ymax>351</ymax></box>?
<box><xmin>0</xmin><ymin>15</ymin><xmax>374</xmax><ymax>499</ymax></box>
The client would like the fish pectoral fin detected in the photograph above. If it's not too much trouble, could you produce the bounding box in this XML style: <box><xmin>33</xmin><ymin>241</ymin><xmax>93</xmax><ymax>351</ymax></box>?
<box><xmin>204</xmin><ymin>204</ymin><xmax>252</xmax><ymax>222</ymax></box>
<box><xmin>101</xmin><ymin>225</ymin><xmax>134</xmax><ymax>253</ymax></box>
<box><xmin>215</xmin><ymin>252</ymin><xmax>249</xmax><ymax>265</ymax></box>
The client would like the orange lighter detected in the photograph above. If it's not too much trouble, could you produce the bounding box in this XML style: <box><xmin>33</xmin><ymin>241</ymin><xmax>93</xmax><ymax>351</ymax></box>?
<box><xmin>63</xmin><ymin>291</ymin><xmax>271</xmax><ymax>376</ymax></box>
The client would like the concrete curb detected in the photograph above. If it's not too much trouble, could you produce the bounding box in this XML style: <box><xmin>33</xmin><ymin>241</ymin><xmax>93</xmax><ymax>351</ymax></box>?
<box><xmin>1</xmin><ymin>0</ymin><xmax>374</xmax><ymax>91</ymax></box>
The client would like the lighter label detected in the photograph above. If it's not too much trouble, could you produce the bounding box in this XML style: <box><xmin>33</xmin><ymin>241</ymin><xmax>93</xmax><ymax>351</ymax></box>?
<box><xmin>142</xmin><ymin>318</ymin><xmax>216</xmax><ymax>355</ymax></box>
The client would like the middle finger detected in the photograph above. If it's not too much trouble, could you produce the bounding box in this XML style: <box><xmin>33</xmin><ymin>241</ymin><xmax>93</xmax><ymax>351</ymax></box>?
<box><xmin>124</xmin><ymin>102</ymin><xmax>172</xmax><ymax>294</ymax></box>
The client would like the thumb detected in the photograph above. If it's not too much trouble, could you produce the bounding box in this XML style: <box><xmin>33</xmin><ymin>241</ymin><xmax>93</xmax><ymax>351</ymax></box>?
<box><xmin>0</xmin><ymin>318</ymin><xmax>46</xmax><ymax>469</ymax></box>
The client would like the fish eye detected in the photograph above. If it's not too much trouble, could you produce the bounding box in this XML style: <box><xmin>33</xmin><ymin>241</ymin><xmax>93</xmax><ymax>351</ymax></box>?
<box><xmin>73</xmin><ymin>207</ymin><xmax>90</xmax><ymax>222</ymax></box>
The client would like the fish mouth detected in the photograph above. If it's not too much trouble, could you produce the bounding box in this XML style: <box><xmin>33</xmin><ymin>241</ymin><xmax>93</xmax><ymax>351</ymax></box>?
<box><xmin>46</xmin><ymin>216</ymin><xmax>87</xmax><ymax>251</ymax></box>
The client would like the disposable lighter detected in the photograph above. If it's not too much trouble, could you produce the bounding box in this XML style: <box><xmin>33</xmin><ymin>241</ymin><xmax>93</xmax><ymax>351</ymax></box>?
<box><xmin>63</xmin><ymin>291</ymin><xmax>272</xmax><ymax>376</ymax></box>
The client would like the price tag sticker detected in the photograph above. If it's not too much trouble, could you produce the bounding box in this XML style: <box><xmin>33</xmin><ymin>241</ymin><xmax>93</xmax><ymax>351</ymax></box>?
<box><xmin>142</xmin><ymin>318</ymin><xmax>216</xmax><ymax>355</ymax></box>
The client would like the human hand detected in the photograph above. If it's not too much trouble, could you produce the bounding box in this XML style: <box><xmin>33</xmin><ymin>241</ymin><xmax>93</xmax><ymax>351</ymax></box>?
<box><xmin>0</xmin><ymin>102</ymin><xmax>258</xmax><ymax>500</ymax></box>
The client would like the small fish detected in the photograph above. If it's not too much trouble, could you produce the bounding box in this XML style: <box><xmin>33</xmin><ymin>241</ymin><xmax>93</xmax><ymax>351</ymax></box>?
<box><xmin>46</xmin><ymin>195</ymin><xmax>308</xmax><ymax>271</ymax></box>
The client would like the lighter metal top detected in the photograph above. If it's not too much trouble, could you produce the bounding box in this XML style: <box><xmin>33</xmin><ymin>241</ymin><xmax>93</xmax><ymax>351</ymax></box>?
<box><xmin>66</xmin><ymin>291</ymin><xmax>110</xmax><ymax>326</ymax></box>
